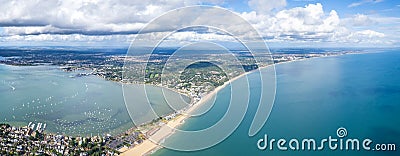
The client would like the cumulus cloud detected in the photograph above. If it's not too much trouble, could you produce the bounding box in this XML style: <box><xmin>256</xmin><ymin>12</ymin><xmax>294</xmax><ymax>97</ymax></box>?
<box><xmin>242</xmin><ymin>4</ymin><xmax>340</xmax><ymax>41</ymax></box>
<box><xmin>0</xmin><ymin>0</ymin><xmax>223</xmax><ymax>35</ymax></box>
<box><xmin>239</xmin><ymin>3</ymin><xmax>388</xmax><ymax>45</ymax></box>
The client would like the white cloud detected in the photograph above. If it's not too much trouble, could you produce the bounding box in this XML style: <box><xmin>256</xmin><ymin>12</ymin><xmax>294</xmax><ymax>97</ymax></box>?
<box><xmin>167</xmin><ymin>31</ymin><xmax>236</xmax><ymax>42</ymax></box>
<box><xmin>349</xmin><ymin>14</ymin><xmax>376</xmax><ymax>26</ymax></box>
<box><xmin>248</xmin><ymin>0</ymin><xmax>287</xmax><ymax>14</ymax></box>
<box><xmin>0</xmin><ymin>0</ymin><xmax>223</xmax><ymax>35</ymax></box>
<box><xmin>239</xmin><ymin>3</ymin><xmax>389</xmax><ymax>45</ymax></box>
<box><xmin>348</xmin><ymin>0</ymin><xmax>384</xmax><ymax>8</ymax></box>
<box><xmin>0</xmin><ymin>34</ymin><xmax>138</xmax><ymax>46</ymax></box>
<box><xmin>355</xmin><ymin>29</ymin><xmax>385</xmax><ymax>38</ymax></box>
<box><xmin>0</xmin><ymin>1</ymin><xmax>395</xmax><ymax>47</ymax></box>
<box><xmin>242</xmin><ymin>4</ymin><xmax>340</xmax><ymax>40</ymax></box>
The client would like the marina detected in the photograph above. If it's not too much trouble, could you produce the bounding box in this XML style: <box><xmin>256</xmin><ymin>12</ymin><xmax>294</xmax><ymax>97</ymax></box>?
<box><xmin>0</xmin><ymin>66</ymin><xmax>106</xmax><ymax>136</ymax></box>
<box><xmin>0</xmin><ymin>64</ymin><xmax>189</xmax><ymax>137</ymax></box>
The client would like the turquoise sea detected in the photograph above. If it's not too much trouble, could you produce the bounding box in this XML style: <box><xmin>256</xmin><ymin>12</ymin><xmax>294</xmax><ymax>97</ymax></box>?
<box><xmin>153</xmin><ymin>50</ymin><xmax>400</xmax><ymax>156</ymax></box>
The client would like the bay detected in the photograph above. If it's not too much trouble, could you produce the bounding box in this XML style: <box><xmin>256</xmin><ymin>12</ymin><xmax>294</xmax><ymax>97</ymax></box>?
<box><xmin>0</xmin><ymin>64</ymin><xmax>189</xmax><ymax>136</ymax></box>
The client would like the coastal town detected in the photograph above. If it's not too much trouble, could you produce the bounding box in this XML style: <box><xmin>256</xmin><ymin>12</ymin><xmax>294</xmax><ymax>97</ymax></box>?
<box><xmin>0</xmin><ymin>47</ymin><xmax>363</xmax><ymax>155</ymax></box>
<box><xmin>0</xmin><ymin>121</ymin><xmax>151</xmax><ymax>155</ymax></box>
<box><xmin>0</xmin><ymin>123</ymin><xmax>117</xmax><ymax>155</ymax></box>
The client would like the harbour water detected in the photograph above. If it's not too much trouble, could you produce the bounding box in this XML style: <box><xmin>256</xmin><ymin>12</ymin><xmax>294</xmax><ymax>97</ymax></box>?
<box><xmin>153</xmin><ymin>50</ymin><xmax>400</xmax><ymax>155</ymax></box>
<box><xmin>0</xmin><ymin>64</ymin><xmax>189</xmax><ymax>136</ymax></box>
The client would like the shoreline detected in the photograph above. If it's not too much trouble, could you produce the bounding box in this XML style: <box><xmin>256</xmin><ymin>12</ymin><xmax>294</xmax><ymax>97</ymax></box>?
<box><xmin>120</xmin><ymin>57</ymin><xmax>317</xmax><ymax>156</ymax></box>
<box><xmin>120</xmin><ymin>64</ymin><xmax>261</xmax><ymax>156</ymax></box>
<box><xmin>120</xmin><ymin>52</ymin><xmax>365</xmax><ymax>155</ymax></box>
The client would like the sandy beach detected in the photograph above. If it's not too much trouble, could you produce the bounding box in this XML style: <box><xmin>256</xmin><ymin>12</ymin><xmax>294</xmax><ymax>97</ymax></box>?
<box><xmin>120</xmin><ymin>115</ymin><xmax>186</xmax><ymax>156</ymax></box>
<box><xmin>120</xmin><ymin>62</ymin><xmax>271</xmax><ymax>155</ymax></box>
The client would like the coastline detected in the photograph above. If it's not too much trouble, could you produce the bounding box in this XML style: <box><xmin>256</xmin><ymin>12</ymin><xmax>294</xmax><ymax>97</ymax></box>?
<box><xmin>120</xmin><ymin>77</ymin><xmax>239</xmax><ymax>156</ymax></box>
<box><xmin>120</xmin><ymin>53</ymin><xmax>361</xmax><ymax>156</ymax></box>
<box><xmin>1</xmin><ymin>52</ymin><xmax>361</xmax><ymax>155</ymax></box>
<box><xmin>120</xmin><ymin>58</ymin><xmax>303</xmax><ymax>156</ymax></box>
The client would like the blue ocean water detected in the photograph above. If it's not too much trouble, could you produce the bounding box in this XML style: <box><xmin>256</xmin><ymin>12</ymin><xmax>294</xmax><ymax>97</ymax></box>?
<box><xmin>153</xmin><ymin>50</ymin><xmax>400</xmax><ymax>156</ymax></box>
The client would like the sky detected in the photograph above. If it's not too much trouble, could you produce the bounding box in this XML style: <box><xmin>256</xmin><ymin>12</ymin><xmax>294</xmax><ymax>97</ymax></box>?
<box><xmin>0</xmin><ymin>0</ymin><xmax>399</xmax><ymax>47</ymax></box>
